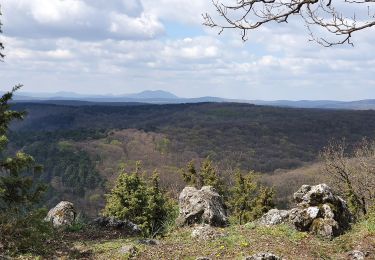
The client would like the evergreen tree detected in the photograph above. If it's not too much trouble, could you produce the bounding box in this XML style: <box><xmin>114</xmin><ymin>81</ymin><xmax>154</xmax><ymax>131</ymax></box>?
<box><xmin>229</xmin><ymin>170</ymin><xmax>274</xmax><ymax>224</ymax></box>
<box><xmin>252</xmin><ymin>186</ymin><xmax>275</xmax><ymax>220</ymax></box>
<box><xmin>0</xmin><ymin>86</ymin><xmax>51</xmax><ymax>255</ymax></box>
<box><xmin>145</xmin><ymin>171</ymin><xmax>172</xmax><ymax>237</ymax></box>
<box><xmin>103</xmin><ymin>162</ymin><xmax>174</xmax><ymax>237</ymax></box>
<box><xmin>181</xmin><ymin>158</ymin><xmax>225</xmax><ymax>195</ymax></box>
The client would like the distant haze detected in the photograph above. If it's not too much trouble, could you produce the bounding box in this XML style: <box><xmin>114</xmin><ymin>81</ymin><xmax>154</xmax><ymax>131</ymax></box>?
<box><xmin>8</xmin><ymin>89</ymin><xmax>375</xmax><ymax>110</ymax></box>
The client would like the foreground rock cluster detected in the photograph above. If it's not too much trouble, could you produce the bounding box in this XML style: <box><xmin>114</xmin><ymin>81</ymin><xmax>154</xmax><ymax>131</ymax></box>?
<box><xmin>42</xmin><ymin>182</ymin><xmax>363</xmax><ymax>259</ymax></box>
<box><xmin>258</xmin><ymin>183</ymin><xmax>353</xmax><ymax>238</ymax></box>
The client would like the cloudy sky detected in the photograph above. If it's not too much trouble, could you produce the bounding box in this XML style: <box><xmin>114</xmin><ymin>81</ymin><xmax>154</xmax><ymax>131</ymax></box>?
<box><xmin>0</xmin><ymin>0</ymin><xmax>374</xmax><ymax>100</ymax></box>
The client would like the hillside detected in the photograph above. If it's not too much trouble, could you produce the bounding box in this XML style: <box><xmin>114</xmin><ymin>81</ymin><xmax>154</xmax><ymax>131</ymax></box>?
<box><xmin>7</xmin><ymin>102</ymin><xmax>375</xmax><ymax>216</ymax></box>
<box><xmin>12</xmin><ymin>102</ymin><xmax>375</xmax><ymax>170</ymax></box>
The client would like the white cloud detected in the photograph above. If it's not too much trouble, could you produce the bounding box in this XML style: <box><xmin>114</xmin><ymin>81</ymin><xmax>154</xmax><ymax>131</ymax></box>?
<box><xmin>0</xmin><ymin>0</ymin><xmax>375</xmax><ymax>100</ymax></box>
<box><xmin>29</xmin><ymin>0</ymin><xmax>88</xmax><ymax>24</ymax></box>
<box><xmin>109</xmin><ymin>12</ymin><xmax>164</xmax><ymax>39</ymax></box>
<box><xmin>2</xmin><ymin>0</ymin><xmax>164</xmax><ymax>40</ymax></box>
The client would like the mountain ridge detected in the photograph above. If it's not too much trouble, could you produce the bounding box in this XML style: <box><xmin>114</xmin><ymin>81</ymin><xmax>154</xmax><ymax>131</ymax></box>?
<box><xmin>4</xmin><ymin>89</ymin><xmax>375</xmax><ymax>110</ymax></box>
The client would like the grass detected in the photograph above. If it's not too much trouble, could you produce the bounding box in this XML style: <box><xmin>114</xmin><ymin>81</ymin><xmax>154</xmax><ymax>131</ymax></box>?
<box><xmin>256</xmin><ymin>224</ymin><xmax>309</xmax><ymax>242</ymax></box>
<box><xmin>14</xmin><ymin>214</ymin><xmax>375</xmax><ymax>259</ymax></box>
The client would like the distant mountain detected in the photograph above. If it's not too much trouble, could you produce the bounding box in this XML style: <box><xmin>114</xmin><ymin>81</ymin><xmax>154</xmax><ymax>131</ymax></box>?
<box><xmin>3</xmin><ymin>89</ymin><xmax>375</xmax><ymax>110</ymax></box>
<box><xmin>249</xmin><ymin>100</ymin><xmax>375</xmax><ymax>110</ymax></box>
<box><xmin>124</xmin><ymin>90</ymin><xmax>179</xmax><ymax>99</ymax></box>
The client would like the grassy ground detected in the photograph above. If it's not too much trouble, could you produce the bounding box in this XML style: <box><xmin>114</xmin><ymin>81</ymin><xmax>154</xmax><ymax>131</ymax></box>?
<box><xmin>16</xmin><ymin>213</ymin><xmax>375</xmax><ymax>260</ymax></box>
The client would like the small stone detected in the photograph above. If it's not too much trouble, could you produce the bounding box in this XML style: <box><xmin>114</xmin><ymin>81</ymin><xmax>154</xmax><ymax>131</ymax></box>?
<box><xmin>245</xmin><ymin>252</ymin><xmax>282</xmax><ymax>260</ymax></box>
<box><xmin>196</xmin><ymin>257</ymin><xmax>212</xmax><ymax>260</ymax></box>
<box><xmin>191</xmin><ymin>224</ymin><xmax>225</xmax><ymax>240</ymax></box>
<box><xmin>118</xmin><ymin>245</ymin><xmax>137</xmax><ymax>257</ymax></box>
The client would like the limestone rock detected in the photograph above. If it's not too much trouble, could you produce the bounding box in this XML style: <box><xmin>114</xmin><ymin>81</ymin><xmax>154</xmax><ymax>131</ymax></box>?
<box><xmin>191</xmin><ymin>224</ymin><xmax>226</xmax><ymax>240</ymax></box>
<box><xmin>45</xmin><ymin>201</ymin><xmax>76</xmax><ymax>227</ymax></box>
<box><xmin>257</xmin><ymin>184</ymin><xmax>353</xmax><ymax>239</ymax></box>
<box><xmin>177</xmin><ymin>186</ymin><xmax>228</xmax><ymax>227</ymax></box>
<box><xmin>244</xmin><ymin>252</ymin><xmax>282</xmax><ymax>260</ymax></box>
<box><xmin>257</xmin><ymin>209</ymin><xmax>290</xmax><ymax>226</ymax></box>
<box><xmin>91</xmin><ymin>216</ymin><xmax>141</xmax><ymax>235</ymax></box>
<box><xmin>290</xmin><ymin>184</ymin><xmax>353</xmax><ymax>239</ymax></box>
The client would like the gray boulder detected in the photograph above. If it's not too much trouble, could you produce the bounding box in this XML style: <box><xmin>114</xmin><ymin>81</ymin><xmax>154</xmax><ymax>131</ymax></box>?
<box><xmin>91</xmin><ymin>216</ymin><xmax>141</xmax><ymax>235</ymax></box>
<box><xmin>290</xmin><ymin>184</ymin><xmax>352</xmax><ymax>238</ymax></box>
<box><xmin>177</xmin><ymin>186</ymin><xmax>228</xmax><ymax>227</ymax></box>
<box><xmin>257</xmin><ymin>209</ymin><xmax>290</xmax><ymax>226</ymax></box>
<box><xmin>245</xmin><ymin>252</ymin><xmax>282</xmax><ymax>260</ymax></box>
<box><xmin>45</xmin><ymin>201</ymin><xmax>76</xmax><ymax>227</ymax></box>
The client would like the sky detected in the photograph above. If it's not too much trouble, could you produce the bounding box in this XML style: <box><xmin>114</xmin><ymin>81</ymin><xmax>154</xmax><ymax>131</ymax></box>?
<box><xmin>0</xmin><ymin>0</ymin><xmax>374</xmax><ymax>101</ymax></box>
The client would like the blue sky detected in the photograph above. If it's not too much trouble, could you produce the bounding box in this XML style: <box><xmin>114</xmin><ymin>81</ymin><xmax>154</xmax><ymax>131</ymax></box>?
<box><xmin>0</xmin><ymin>0</ymin><xmax>374</xmax><ymax>100</ymax></box>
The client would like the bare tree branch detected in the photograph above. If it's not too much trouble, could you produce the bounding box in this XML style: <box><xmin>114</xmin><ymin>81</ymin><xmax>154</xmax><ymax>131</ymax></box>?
<box><xmin>203</xmin><ymin>0</ymin><xmax>375</xmax><ymax>46</ymax></box>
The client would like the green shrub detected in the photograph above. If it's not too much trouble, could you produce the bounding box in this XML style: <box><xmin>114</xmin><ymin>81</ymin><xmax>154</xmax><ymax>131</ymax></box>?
<box><xmin>66</xmin><ymin>213</ymin><xmax>86</xmax><ymax>232</ymax></box>
<box><xmin>228</xmin><ymin>170</ymin><xmax>274</xmax><ymax>224</ymax></box>
<box><xmin>0</xmin><ymin>208</ymin><xmax>53</xmax><ymax>256</ymax></box>
<box><xmin>103</xmin><ymin>162</ymin><xmax>176</xmax><ymax>237</ymax></box>
<box><xmin>181</xmin><ymin>158</ymin><xmax>226</xmax><ymax>195</ymax></box>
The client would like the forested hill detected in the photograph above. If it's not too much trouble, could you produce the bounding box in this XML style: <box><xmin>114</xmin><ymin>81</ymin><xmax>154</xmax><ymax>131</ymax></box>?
<box><xmin>11</xmin><ymin>102</ymin><xmax>375</xmax><ymax>172</ymax></box>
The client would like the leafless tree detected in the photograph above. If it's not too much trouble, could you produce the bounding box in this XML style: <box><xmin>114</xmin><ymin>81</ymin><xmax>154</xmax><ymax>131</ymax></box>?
<box><xmin>321</xmin><ymin>139</ymin><xmax>375</xmax><ymax>217</ymax></box>
<box><xmin>203</xmin><ymin>0</ymin><xmax>375</xmax><ymax>46</ymax></box>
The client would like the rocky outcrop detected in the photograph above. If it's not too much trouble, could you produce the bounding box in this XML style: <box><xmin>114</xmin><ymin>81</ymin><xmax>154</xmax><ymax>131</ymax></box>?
<box><xmin>91</xmin><ymin>216</ymin><xmax>141</xmax><ymax>235</ymax></box>
<box><xmin>244</xmin><ymin>252</ymin><xmax>282</xmax><ymax>260</ymax></box>
<box><xmin>177</xmin><ymin>186</ymin><xmax>228</xmax><ymax>227</ymax></box>
<box><xmin>191</xmin><ymin>224</ymin><xmax>226</xmax><ymax>240</ymax></box>
<box><xmin>45</xmin><ymin>201</ymin><xmax>76</xmax><ymax>227</ymax></box>
<box><xmin>257</xmin><ymin>209</ymin><xmax>290</xmax><ymax>226</ymax></box>
<box><xmin>289</xmin><ymin>184</ymin><xmax>352</xmax><ymax>239</ymax></box>
<box><xmin>257</xmin><ymin>184</ymin><xmax>353</xmax><ymax>239</ymax></box>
